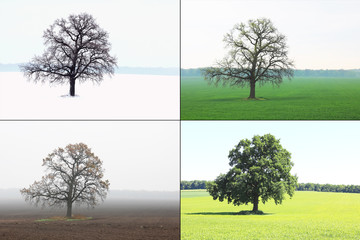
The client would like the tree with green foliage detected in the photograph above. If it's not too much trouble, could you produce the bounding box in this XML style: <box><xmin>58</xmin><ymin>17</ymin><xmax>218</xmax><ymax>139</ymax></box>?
<box><xmin>207</xmin><ymin>134</ymin><xmax>297</xmax><ymax>212</ymax></box>
<box><xmin>202</xmin><ymin>18</ymin><xmax>294</xmax><ymax>99</ymax></box>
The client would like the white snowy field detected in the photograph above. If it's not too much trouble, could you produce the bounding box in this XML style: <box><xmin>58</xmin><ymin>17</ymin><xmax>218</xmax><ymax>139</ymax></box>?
<box><xmin>0</xmin><ymin>72</ymin><xmax>179</xmax><ymax>119</ymax></box>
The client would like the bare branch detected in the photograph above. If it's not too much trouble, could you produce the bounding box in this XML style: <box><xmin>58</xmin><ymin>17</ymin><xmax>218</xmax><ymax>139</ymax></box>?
<box><xmin>20</xmin><ymin>13</ymin><xmax>117</xmax><ymax>96</ymax></box>
<box><xmin>21</xmin><ymin>143</ymin><xmax>110</xmax><ymax>217</ymax></box>
<box><xmin>202</xmin><ymin>18</ymin><xmax>294</xmax><ymax>98</ymax></box>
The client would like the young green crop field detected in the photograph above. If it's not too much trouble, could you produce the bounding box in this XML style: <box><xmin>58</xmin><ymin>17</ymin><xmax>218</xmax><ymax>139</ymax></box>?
<box><xmin>181</xmin><ymin>77</ymin><xmax>360</xmax><ymax>120</ymax></box>
<box><xmin>181</xmin><ymin>190</ymin><xmax>360</xmax><ymax>239</ymax></box>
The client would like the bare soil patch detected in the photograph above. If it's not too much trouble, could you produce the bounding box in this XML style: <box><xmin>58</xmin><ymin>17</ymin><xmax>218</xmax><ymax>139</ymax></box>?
<box><xmin>0</xmin><ymin>200</ymin><xmax>179</xmax><ymax>240</ymax></box>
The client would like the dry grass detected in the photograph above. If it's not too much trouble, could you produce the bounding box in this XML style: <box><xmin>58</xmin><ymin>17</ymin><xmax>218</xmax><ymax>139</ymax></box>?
<box><xmin>36</xmin><ymin>214</ymin><xmax>92</xmax><ymax>222</ymax></box>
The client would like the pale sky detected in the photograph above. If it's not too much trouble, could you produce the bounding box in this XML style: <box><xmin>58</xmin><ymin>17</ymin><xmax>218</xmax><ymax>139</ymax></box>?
<box><xmin>182</xmin><ymin>0</ymin><xmax>360</xmax><ymax>69</ymax></box>
<box><xmin>182</xmin><ymin>121</ymin><xmax>360</xmax><ymax>185</ymax></box>
<box><xmin>0</xmin><ymin>121</ymin><xmax>179</xmax><ymax>191</ymax></box>
<box><xmin>0</xmin><ymin>0</ymin><xmax>179</xmax><ymax>68</ymax></box>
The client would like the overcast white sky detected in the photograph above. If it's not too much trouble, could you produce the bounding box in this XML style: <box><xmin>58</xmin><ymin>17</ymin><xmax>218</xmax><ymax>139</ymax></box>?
<box><xmin>182</xmin><ymin>0</ymin><xmax>360</xmax><ymax>69</ymax></box>
<box><xmin>0</xmin><ymin>0</ymin><xmax>179</xmax><ymax>68</ymax></box>
<box><xmin>182</xmin><ymin>121</ymin><xmax>360</xmax><ymax>185</ymax></box>
<box><xmin>0</xmin><ymin>121</ymin><xmax>179</xmax><ymax>191</ymax></box>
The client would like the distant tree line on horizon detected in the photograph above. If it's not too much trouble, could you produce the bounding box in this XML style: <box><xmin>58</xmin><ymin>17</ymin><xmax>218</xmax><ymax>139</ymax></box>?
<box><xmin>296</xmin><ymin>183</ymin><xmax>360</xmax><ymax>193</ymax></box>
<box><xmin>181</xmin><ymin>180</ymin><xmax>360</xmax><ymax>194</ymax></box>
<box><xmin>0</xmin><ymin>63</ymin><xmax>178</xmax><ymax>76</ymax></box>
<box><xmin>181</xmin><ymin>180</ymin><xmax>208</xmax><ymax>190</ymax></box>
<box><xmin>181</xmin><ymin>68</ymin><xmax>360</xmax><ymax>78</ymax></box>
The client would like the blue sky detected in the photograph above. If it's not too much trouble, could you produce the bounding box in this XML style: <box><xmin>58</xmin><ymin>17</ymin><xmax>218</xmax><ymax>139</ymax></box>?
<box><xmin>0</xmin><ymin>0</ymin><xmax>179</xmax><ymax>67</ymax></box>
<box><xmin>182</xmin><ymin>0</ymin><xmax>360</xmax><ymax>69</ymax></box>
<box><xmin>182</xmin><ymin>121</ymin><xmax>360</xmax><ymax>185</ymax></box>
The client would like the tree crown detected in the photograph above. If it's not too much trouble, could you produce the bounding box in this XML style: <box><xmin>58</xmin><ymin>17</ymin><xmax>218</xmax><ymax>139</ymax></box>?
<box><xmin>21</xmin><ymin>13</ymin><xmax>117</xmax><ymax>85</ymax></box>
<box><xmin>21</xmin><ymin>143</ymin><xmax>110</xmax><ymax>209</ymax></box>
<box><xmin>207</xmin><ymin>134</ymin><xmax>297</xmax><ymax>209</ymax></box>
<box><xmin>203</xmin><ymin>18</ymin><xmax>294</xmax><ymax>89</ymax></box>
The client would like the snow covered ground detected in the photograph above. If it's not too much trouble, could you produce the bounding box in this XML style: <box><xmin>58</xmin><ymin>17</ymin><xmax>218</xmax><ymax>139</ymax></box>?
<box><xmin>0</xmin><ymin>72</ymin><xmax>179</xmax><ymax>119</ymax></box>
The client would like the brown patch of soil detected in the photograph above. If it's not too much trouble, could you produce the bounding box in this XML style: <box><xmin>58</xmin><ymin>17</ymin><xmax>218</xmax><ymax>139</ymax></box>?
<box><xmin>0</xmin><ymin>216</ymin><xmax>179</xmax><ymax>240</ymax></box>
<box><xmin>0</xmin><ymin>200</ymin><xmax>179</xmax><ymax>240</ymax></box>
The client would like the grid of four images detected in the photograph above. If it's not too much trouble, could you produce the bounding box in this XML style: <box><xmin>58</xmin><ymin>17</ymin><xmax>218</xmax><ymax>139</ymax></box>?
<box><xmin>1</xmin><ymin>0</ymin><xmax>360</xmax><ymax>239</ymax></box>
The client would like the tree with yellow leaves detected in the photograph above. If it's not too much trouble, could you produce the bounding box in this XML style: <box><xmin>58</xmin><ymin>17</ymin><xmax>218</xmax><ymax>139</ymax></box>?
<box><xmin>21</xmin><ymin>143</ymin><xmax>110</xmax><ymax>218</ymax></box>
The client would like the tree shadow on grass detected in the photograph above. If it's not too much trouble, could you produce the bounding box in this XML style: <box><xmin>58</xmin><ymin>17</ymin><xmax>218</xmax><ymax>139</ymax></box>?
<box><xmin>186</xmin><ymin>211</ymin><xmax>273</xmax><ymax>216</ymax></box>
<box><xmin>208</xmin><ymin>97</ymin><xmax>269</xmax><ymax>102</ymax></box>
<box><xmin>208</xmin><ymin>96</ymin><xmax>308</xmax><ymax>102</ymax></box>
<box><xmin>205</xmin><ymin>97</ymin><xmax>242</xmax><ymax>102</ymax></box>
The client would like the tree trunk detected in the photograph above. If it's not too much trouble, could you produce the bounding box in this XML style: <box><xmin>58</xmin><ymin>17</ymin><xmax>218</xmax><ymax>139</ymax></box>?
<box><xmin>66</xmin><ymin>201</ymin><xmax>72</xmax><ymax>218</ymax></box>
<box><xmin>249</xmin><ymin>80</ymin><xmax>256</xmax><ymax>99</ymax></box>
<box><xmin>252</xmin><ymin>195</ymin><xmax>259</xmax><ymax>211</ymax></box>
<box><xmin>69</xmin><ymin>77</ymin><xmax>76</xmax><ymax>96</ymax></box>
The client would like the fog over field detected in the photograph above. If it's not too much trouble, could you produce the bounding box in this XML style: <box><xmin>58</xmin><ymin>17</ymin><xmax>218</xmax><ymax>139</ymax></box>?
<box><xmin>0</xmin><ymin>188</ymin><xmax>180</xmax><ymax>240</ymax></box>
<box><xmin>0</xmin><ymin>189</ymin><xmax>179</xmax><ymax>202</ymax></box>
<box><xmin>0</xmin><ymin>121</ymin><xmax>180</xmax><ymax>239</ymax></box>
<box><xmin>0</xmin><ymin>188</ymin><xmax>179</xmax><ymax>219</ymax></box>
<box><xmin>0</xmin><ymin>72</ymin><xmax>179</xmax><ymax>119</ymax></box>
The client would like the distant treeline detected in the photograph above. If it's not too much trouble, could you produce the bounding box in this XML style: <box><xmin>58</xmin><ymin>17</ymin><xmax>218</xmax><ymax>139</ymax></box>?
<box><xmin>181</xmin><ymin>68</ymin><xmax>360</xmax><ymax>78</ymax></box>
<box><xmin>181</xmin><ymin>180</ymin><xmax>360</xmax><ymax>194</ymax></box>
<box><xmin>297</xmin><ymin>183</ymin><xmax>360</xmax><ymax>193</ymax></box>
<box><xmin>0</xmin><ymin>64</ymin><xmax>179</xmax><ymax>76</ymax></box>
<box><xmin>181</xmin><ymin>180</ymin><xmax>208</xmax><ymax>190</ymax></box>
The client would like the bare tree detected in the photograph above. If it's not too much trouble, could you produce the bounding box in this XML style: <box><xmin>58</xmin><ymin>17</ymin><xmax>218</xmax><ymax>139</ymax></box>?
<box><xmin>21</xmin><ymin>143</ymin><xmax>110</xmax><ymax>218</ymax></box>
<box><xmin>203</xmin><ymin>18</ymin><xmax>294</xmax><ymax>99</ymax></box>
<box><xmin>20</xmin><ymin>13</ymin><xmax>117</xmax><ymax>96</ymax></box>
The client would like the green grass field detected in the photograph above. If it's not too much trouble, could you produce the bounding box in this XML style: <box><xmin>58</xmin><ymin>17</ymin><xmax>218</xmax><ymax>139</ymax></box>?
<box><xmin>181</xmin><ymin>77</ymin><xmax>360</xmax><ymax>120</ymax></box>
<box><xmin>181</xmin><ymin>190</ymin><xmax>360</xmax><ymax>239</ymax></box>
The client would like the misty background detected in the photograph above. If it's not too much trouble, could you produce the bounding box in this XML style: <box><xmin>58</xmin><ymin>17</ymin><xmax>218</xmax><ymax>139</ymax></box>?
<box><xmin>0</xmin><ymin>121</ymin><xmax>180</xmax><ymax>209</ymax></box>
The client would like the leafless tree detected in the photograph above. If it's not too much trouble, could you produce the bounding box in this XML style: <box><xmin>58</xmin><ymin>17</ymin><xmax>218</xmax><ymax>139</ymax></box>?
<box><xmin>20</xmin><ymin>13</ymin><xmax>117</xmax><ymax>96</ymax></box>
<box><xmin>203</xmin><ymin>18</ymin><xmax>294</xmax><ymax>99</ymax></box>
<box><xmin>21</xmin><ymin>143</ymin><xmax>110</xmax><ymax>218</ymax></box>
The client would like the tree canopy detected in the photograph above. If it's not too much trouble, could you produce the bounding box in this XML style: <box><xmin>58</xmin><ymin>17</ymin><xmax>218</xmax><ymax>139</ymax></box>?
<box><xmin>207</xmin><ymin>134</ymin><xmax>297</xmax><ymax>212</ymax></box>
<box><xmin>21</xmin><ymin>143</ymin><xmax>110</xmax><ymax>218</ymax></box>
<box><xmin>21</xmin><ymin>13</ymin><xmax>117</xmax><ymax>96</ymax></box>
<box><xmin>202</xmin><ymin>18</ymin><xmax>294</xmax><ymax>99</ymax></box>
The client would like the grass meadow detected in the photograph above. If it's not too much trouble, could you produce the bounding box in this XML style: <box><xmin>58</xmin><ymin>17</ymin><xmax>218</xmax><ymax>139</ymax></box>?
<box><xmin>181</xmin><ymin>77</ymin><xmax>360</xmax><ymax>120</ymax></box>
<box><xmin>181</xmin><ymin>190</ymin><xmax>360</xmax><ymax>239</ymax></box>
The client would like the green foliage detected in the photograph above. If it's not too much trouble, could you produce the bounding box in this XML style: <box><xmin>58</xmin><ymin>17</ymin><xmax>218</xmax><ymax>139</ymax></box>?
<box><xmin>181</xmin><ymin>180</ymin><xmax>360</xmax><ymax>193</ymax></box>
<box><xmin>181</xmin><ymin>180</ymin><xmax>210</xmax><ymax>190</ymax></box>
<box><xmin>181</xmin><ymin>76</ymin><xmax>360</xmax><ymax>119</ymax></box>
<box><xmin>181</xmin><ymin>190</ymin><xmax>360</xmax><ymax>239</ymax></box>
<box><xmin>207</xmin><ymin>134</ymin><xmax>297</xmax><ymax>211</ymax></box>
<box><xmin>297</xmin><ymin>183</ymin><xmax>360</xmax><ymax>193</ymax></box>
